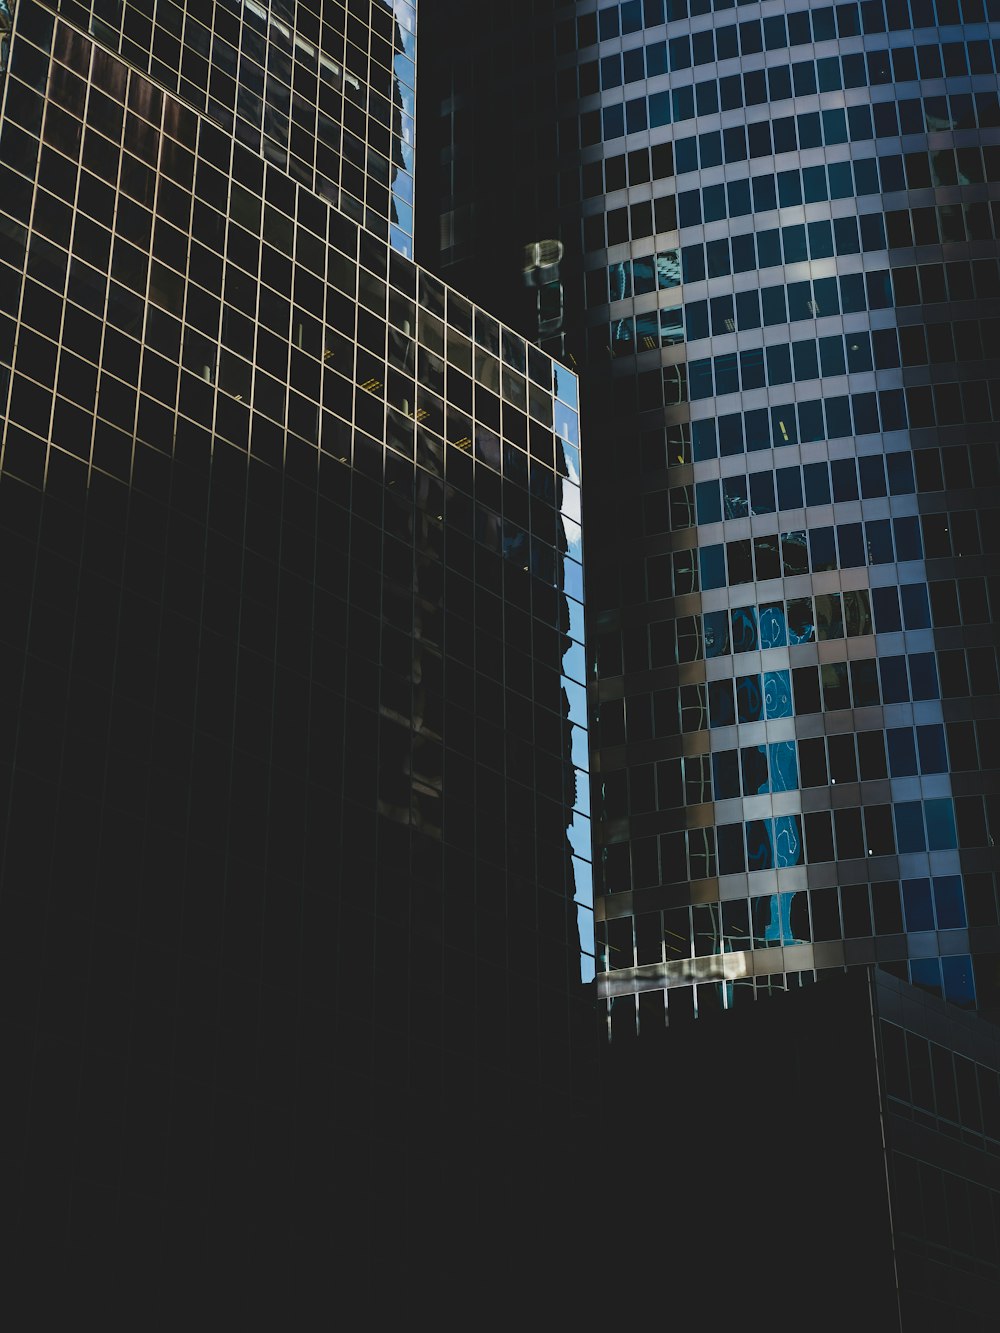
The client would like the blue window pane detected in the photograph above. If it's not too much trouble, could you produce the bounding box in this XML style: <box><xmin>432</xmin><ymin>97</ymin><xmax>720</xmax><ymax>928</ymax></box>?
<box><xmin>858</xmin><ymin>455</ymin><xmax>887</xmax><ymax>498</ymax></box>
<box><xmin>934</xmin><ymin>876</ymin><xmax>967</xmax><ymax>929</ymax></box>
<box><xmin>686</xmin><ymin>300</ymin><xmax>709</xmax><ymax>340</ymax></box>
<box><xmin>601</xmin><ymin>55</ymin><xmax>623</xmax><ymax>88</ymax></box>
<box><xmin>872</xmin><ymin>586</ymin><xmax>901</xmax><ymax>632</ymax></box>
<box><xmin>792</xmin><ymin>339</ymin><xmax>819</xmax><ymax>382</ymax></box>
<box><xmin>758</xmin><ymin>604</ymin><xmax>788</xmax><ymax>649</ymax></box>
<box><xmin>706</xmin><ymin>239</ymin><xmax>730</xmax><ymax>277</ymax></box>
<box><xmin>909</xmin><ymin>957</ymin><xmax>942</xmax><ymax>995</ymax></box>
<box><xmin>808</xmin><ymin>219</ymin><xmax>834</xmax><ymax>258</ymax></box>
<box><xmin>782</xmin><ymin>224</ymin><xmax>807</xmax><ymax>263</ymax></box>
<box><xmin>736</xmin><ymin>673</ymin><xmax>763</xmax><ymax>723</ymax></box>
<box><xmin>598</xmin><ymin>5</ymin><xmax>621</xmax><ymax>39</ymax></box>
<box><xmin>740</xmin><ymin>346</ymin><xmax>766</xmax><ymax>390</ymax></box>
<box><xmin>692</xmin><ymin>418</ymin><xmax>718</xmax><ymax>462</ymax></box>
<box><xmin>766</xmin><ymin>344</ymin><xmax>792</xmax><ymax>385</ymax></box>
<box><xmin>769</xmin><ymin>740</ymin><xmax>798</xmax><ymax>792</ymax></box>
<box><xmin>839</xmin><ymin>272</ymin><xmax>866</xmax><ymax>313</ymax></box>
<box><xmin>828</xmin><ymin>160</ymin><xmax>853</xmax><ymax>198</ymax></box>
<box><xmin>690</xmin><ymin>359</ymin><xmax>714</xmax><ymax>400</ymax></box>
<box><xmin>825</xmin><ymin>396</ymin><xmax>852</xmax><ymax>438</ymax></box>
<box><xmin>916</xmin><ymin>724</ymin><xmax>947</xmax><ymax>774</ymax></box>
<box><xmin>901</xmin><ymin>585</ymin><xmax>930</xmax><ymax>629</ymax></box>
<box><xmin>731</xmin><ymin>606</ymin><xmax>758</xmax><ymax>654</ymax></box>
<box><xmin>925</xmin><ymin>798</ymin><xmax>957</xmax><ymax>851</ymax></box>
<box><xmin>773</xmin><ymin>817</ymin><xmax>803</xmax><ymax>869</ymax></box>
<box><xmin>822</xmin><ymin>107</ymin><xmax>848</xmax><ymax>143</ymax></box>
<box><xmin>887</xmin><ymin>452</ymin><xmax>915</xmax><ymax>495</ymax></box>
<box><xmin>626</xmin><ymin>97</ymin><xmax>648</xmax><ymax>133</ymax></box>
<box><xmin>892</xmin><ymin>516</ymin><xmax>922</xmax><ymax>562</ymax></box>
<box><xmin>896</xmin><ymin>805</ymin><xmax>927</xmax><ymax>854</ymax></box>
<box><xmin>763</xmin><ymin>669</ymin><xmax>792</xmax><ymax>719</ymax></box>
<box><xmin>603</xmin><ymin>104</ymin><xmax>625</xmax><ymax>140</ymax></box>
<box><xmin>831</xmin><ymin>458</ymin><xmax>858</xmax><ymax>502</ymax></box>
<box><xmin>805</xmin><ymin>455</ymin><xmax>832</xmax><ymax>501</ymax></box>
<box><xmin>819</xmin><ymin>335</ymin><xmax>847</xmax><ymax>377</ymax></box>
<box><xmin>941</xmin><ymin>956</ymin><xmax>976</xmax><ymax>1008</ymax></box>
<box><xmin>908</xmin><ymin>653</ymin><xmax>939</xmax><ymax>701</ymax></box>
<box><xmin>722</xmin><ymin>474</ymin><xmax>749</xmax><ymax>519</ymax></box>
<box><xmin>771</xmin><ymin>406</ymin><xmax>797</xmax><ymax>447</ymax></box>
<box><xmin>746</xmin><ymin>821</ymin><xmax>775</xmax><ymax>872</ymax></box>
<box><xmin>761</xmin><ymin>285</ymin><xmax>787</xmax><ymax>325</ymax></box>
<box><xmin>879</xmin><ymin>389</ymin><xmax>907</xmax><ymax>432</ymax></box>
<box><xmin>776</xmin><ymin>466</ymin><xmax>803</xmax><ymax>509</ymax></box>
<box><xmin>903</xmin><ymin>879</ymin><xmax>935</xmax><ymax>931</ymax></box>
<box><xmin>710</xmin><ymin>679</ymin><xmax>736</xmax><ymax>727</ymax></box>
<box><xmin>866</xmin><ymin>518</ymin><xmax>894</xmax><ymax>564</ymax></box>
<box><xmin>699</xmin><ymin>130</ymin><xmax>722</xmax><ymax>167</ymax></box>
<box><xmin>752</xmin><ymin>174</ymin><xmax>777</xmax><ymax>210</ymax></box>
<box><xmin>700</xmin><ymin>543</ymin><xmax>726</xmax><ymax>589</ymax></box>
<box><xmin>834</xmin><ymin>216</ymin><xmax>862</xmax><ymax>254</ymax></box>
<box><xmin>887</xmin><ymin>727</ymin><xmax>918</xmax><ymax>776</ymax></box>
<box><xmin>649</xmin><ymin>91</ymin><xmax>671</xmax><ymax>127</ymax></box>
<box><xmin>696</xmin><ymin>479</ymin><xmax>722</xmax><ymax>524</ymax></box>
<box><xmin>797</xmin><ymin>398</ymin><xmax>824</xmax><ymax>442</ymax></box>
<box><xmin>732</xmin><ymin>234</ymin><xmax>757</xmax><ymax>273</ymax></box>
<box><xmin>778</xmin><ymin>169</ymin><xmax>803</xmax><ymax>206</ymax></box>
<box><xmin>718</xmin><ymin>414</ymin><xmax>743</xmax><ymax>456</ymax></box>
<box><xmin>704</xmin><ymin>609</ymin><xmax>731</xmax><ymax>658</ymax></box>
<box><xmin>880</xmin><ymin>656</ymin><xmax>909</xmax><ymax>703</ymax></box>
<box><xmin>744</xmin><ymin>409</ymin><xmax>770</xmax><ymax>452</ymax></box>
<box><xmin>749</xmin><ymin>470</ymin><xmax>775</xmax><ymax>514</ymax></box>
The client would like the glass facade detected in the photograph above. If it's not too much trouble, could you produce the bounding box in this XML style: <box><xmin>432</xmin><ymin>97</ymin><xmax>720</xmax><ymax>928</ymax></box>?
<box><xmin>0</xmin><ymin>0</ymin><xmax>596</xmax><ymax>1284</ymax></box>
<box><xmin>420</xmin><ymin>0</ymin><xmax>1000</xmax><ymax>1033</ymax></box>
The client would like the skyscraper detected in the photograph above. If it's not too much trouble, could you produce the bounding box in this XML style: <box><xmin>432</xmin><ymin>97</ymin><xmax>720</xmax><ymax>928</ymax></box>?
<box><xmin>420</xmin><ymin>0</ymin><xmax>1000</xmax><ymax>1033</ymax></box>
<box><xmin>0</xmin><ymin>0</ymin><xmax>596</xmax><ymax>1299</ymax></box>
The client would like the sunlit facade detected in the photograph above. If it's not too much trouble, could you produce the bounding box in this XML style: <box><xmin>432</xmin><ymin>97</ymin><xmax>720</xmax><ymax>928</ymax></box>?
<box><xmin>421</xmin><ymin>0</ymin><xmax>1000</xmax><ymax>1036</ymax></box>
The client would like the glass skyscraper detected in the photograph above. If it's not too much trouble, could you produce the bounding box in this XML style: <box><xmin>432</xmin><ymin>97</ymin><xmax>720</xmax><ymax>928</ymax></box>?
<box><xmin>0</xmin><ymin>0</ymin><xmax>596</xmax><ymax>1298</ymax></box>
<box><xmin>421</xmin><ymin>0</ymin><xmax>1000</xmax><ymax>1034</ymax></box>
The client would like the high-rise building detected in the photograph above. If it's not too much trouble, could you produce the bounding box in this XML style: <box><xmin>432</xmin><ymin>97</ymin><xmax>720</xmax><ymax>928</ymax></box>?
<box><xmin>420</xmin><ymin>0</ymin><xmax>1000</xmax><ymax>1034</ymax></box>
<box><xmin>0</xmin><ymin>0</ymin><xmax>596</xmax><ymax>1301</ymax></box>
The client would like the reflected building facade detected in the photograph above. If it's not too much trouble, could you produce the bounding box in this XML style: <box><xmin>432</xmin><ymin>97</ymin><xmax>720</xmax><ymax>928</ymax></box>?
<box><xmin>0</xmin><ymin>0</ymin><xmax>596</xmax><ymax>1296</ymax></box>
<box><xmin>420</xmin><ymin>0</ymin><xmax>1000</xmax><ymax>1035</ymax></box>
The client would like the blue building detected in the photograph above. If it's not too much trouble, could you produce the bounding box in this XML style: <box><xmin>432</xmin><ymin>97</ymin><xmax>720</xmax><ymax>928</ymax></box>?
<box><xmin>421</xmin><ymin>0</ymin><xmax>1000</xmax><ymax>1033</ymax></box>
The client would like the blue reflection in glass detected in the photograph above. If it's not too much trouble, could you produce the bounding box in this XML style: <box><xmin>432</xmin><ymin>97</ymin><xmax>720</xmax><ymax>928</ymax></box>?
<box><xmin>763</xmin><ymin>670</ymin><xmax>792</xmax><ymax>719</ymax></box>
<box><xmin>895</xmin><ymin>803</ymin><xmax>927</xmax><ymax>853</ymax></box>
<box><xmin>916</xmin><ymin>724</ymin><xmax>947</xmax><ymax>773</ymax></box>
<box><xmin>571</xmin><ymin>855</ymin><xmax>594</xmax><ymax>907</ymax></box>
<box><xmin>758</xmin><ymin>603</ymin><xmax>788</xmax><ymax>649</ymax></box>
<box><xmin>563</xmin><ymin>678</ymin><xmax>587</xmax><ymax>729</ymax></box>
<box><xmin>759</xmin><ymin>891</ymin><xmax>803</xmax><ymax>944</ymax></box>
<box><xmin>562</xmin><ymin>639</ymin><xmax>586</xmax><ymax>686</ymax></box>
<box><xmin>609</xmin><ymin>262</ymin><xmax>631</xmax><ymax>301</ymax></box>
<box><xmin>553</xmin><ymin>363</ymin><xmax>578</xmax><ymax>410</ymax></box>
<box><xmin>903</xmin><ymin>878</ymin><xmax>935</xmax><ymax>932</ymax></box>
<box><xmin>736</xmin><ymin>674</ymin><xmax>763</xmax><ymax>723</ymax></box>
<box><xmin>554</xmin><ymin>401</ymin><xmax>579</xmax><ymax>446</ymax></box>
<box><xmin>746</xmin><ymin>818</ymin><xmax>774</xmax><ymax>871</ymax></box>
<box><xmin>769</xmin><ymin>740</ymin><xmax>798</xmax><ymax>792</ymax></box>
<box><xmin>941</xmin><ymin>955</ymin><xmax>976</xmax><ymax>1007</ymax></box>
<box><xmin>571</xmin><ymin>724</ymin><xmax>589</xmax><ymax>771</ymax></box>
<box><xmin>909</xmin><ymin>957</ymin><xmax>942</xmax><ymax>995</ymax></box>
<box><xmin>933</xmin><ymin>876</ymin><xmax>966</xmax><ymax>929</ymax></box>
<box><xmin>925</xmin><ymin>798</ymin><xmax>957</xmax><ymax>850</ymax></box>
<box><xmin>731</xmin><ymin>606</ymin><xmax>758</xmax><ymax>654</ymax></box>
<box><xmin>773</xmin><ymin>815</ymin><xmax>803</xmax><ymax>868</ymax></box>
<box><xmin>567</xmin><ymin>812</ymin><xmax>591</xmax><ymax>861</ymax></box>
<box><xmin>704</xmin><ymin>609</ymin><xmax>730</xmax><ymax>659</ymax></box>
